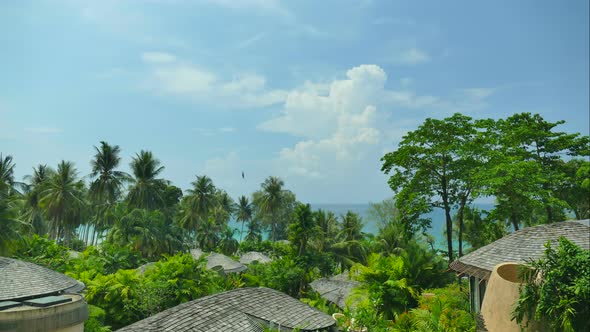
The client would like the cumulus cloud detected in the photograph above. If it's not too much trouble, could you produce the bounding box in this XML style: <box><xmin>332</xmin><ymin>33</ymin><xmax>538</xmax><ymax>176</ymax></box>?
<box><xmin>258</xmin><ymin>64</ymin><xmax>493</xmax><ymax>180</ymax></box>
<box><xmin>259</xmin><ymin>65</ymin><xmax>392</xmax><ymax>178</ymax></box>
<box><xmin>141</xmin><ymin>52</ymin><xmax>287</xmax><ymax>108</ymax></box>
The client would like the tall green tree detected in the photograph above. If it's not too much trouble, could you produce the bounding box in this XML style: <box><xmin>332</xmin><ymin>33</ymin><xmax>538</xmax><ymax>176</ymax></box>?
<box><xmin>236</xmin><ymin>195</ymin><xmax>253</xmax><ymax>243</ymax></box>
<box><xmin>22</xmin><ymin>164</ymin><xmax>54</xmax><ymax>235</ymax></box>
<box><xmin>88</xmin><ymin>142</ymin><xmax>129</xmax><ymax>245</ymax></box>
<box><xmin>383</xmin><ymin>114</ymin><xmax>485</xmax><ymax>261</ymax></box>
<box><xmin>312</xmin><ymin>209</ymin><xmax>338</xmax><ymax>253</ymax></box>
<box><xmin>331</xmin><ymin>211</ymin><xmax>367</xmax><ymax>269</ymax></box>
<box><xmin>255</xmin><ymin>176</ymin><xmax>285</xmax><ymax>242</ymax></box>
<box><xmin>41</xmin><ymin>161</ymin><xmax>86</xmax><ymax>245</ymax></box>
<box><xmin>0</xmin><ymin>190</ymin><xmax>28</xmax><ymax>255</ymax></box>
<box><xmin>456</xmin><ymin>207</ymin><xmax>506</xmax><ymax>251</ymax></box>
<box><xmin>179</xmin><ymin>175</ymin><xmax>216</xmax><ymax>248</ymax></box>
<box><xmin>127</xmin><ymin>151</ymin><xmax>166</xmax><ymax>210</ymax></box>
<box><xmin>490</xmin><ymin>113</ymin><xmax>589</xmax><ymax>226</ymax></box>
<box><xmin>89</xmin><ymin>142</ymin><xmax>128</xmax><ymax>205</ymax></box>
<box><xmin>556</xmin><ymin>159</ymin><xmax>590</xmax><ymax>220</ymax></box>
<box><xmin>0</xmin><ymin>154</ymin><xmax>23</xmax><ymax>195</ymax></box>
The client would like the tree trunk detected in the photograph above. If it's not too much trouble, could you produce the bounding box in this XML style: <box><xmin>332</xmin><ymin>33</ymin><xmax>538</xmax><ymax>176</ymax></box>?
<box><xmin>545</xmin><ymin>204</ymin><xmax>554</xmax><ymax>224</ymax></box>
<box><xmin>441</xmin><ymin>174</ymin><xmax>454</xmax><ymax>263</ymax></box>
<box><xmin>510</xmin><ymin>212</ymin><xmax>519</xmax><ymax>231</ymax></box>
<box><xmin>240</xmin><ymin>220</ymin><xmax>245</xmax><ymax>243</ymax></box>
<box><xmin>457</xmin><ymin>198</ymin><xmax>467</xmax><ymax>257</ymax></box>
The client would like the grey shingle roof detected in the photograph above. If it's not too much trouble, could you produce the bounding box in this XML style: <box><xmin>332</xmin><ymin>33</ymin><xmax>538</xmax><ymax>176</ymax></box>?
<box><xmin>116</xmin><ymin>287</ymin><xmax>336</xmax><ymax>332</ymax></box>
<box><xmin>206</xmin><ymin>253</ymin><xmax>247</xmax><ymax>273</ymax></box>
<box><xmin>310</xmin><ymin>272</ymin><xmax>359</xmax><ymax>309</ymax></box>
<box><xmin>450</xmin><ymin>220</ymin><xmax>590</xmax><ymax>280</ymax></box>
<box><xmin>239</xmin><ymin>251</ymin><xmax>272</xmax><ymax>265</ymax></box>
<box><xmin>0</xmin><ymin>257</ymin><xmax>85</xmax><ymax>301</ymax></box>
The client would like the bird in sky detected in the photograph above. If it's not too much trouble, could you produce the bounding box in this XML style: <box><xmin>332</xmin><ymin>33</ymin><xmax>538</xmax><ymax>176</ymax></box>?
<box><xmin>242</xmin><ymin>171</ymin><xmax>244</xmax><ymax>179</ymax></box>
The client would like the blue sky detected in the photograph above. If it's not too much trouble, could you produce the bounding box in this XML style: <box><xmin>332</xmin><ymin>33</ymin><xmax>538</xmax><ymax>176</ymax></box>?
<box><xmin>1</xmin><ymin>0</ymin><xmax>588</xmax><ymax>204</ymax></box>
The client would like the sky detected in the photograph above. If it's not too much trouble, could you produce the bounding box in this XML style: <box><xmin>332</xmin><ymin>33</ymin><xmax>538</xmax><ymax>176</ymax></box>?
<box><xmin>1</xmin><ymin>0</ymin><xmax>588</xmax><ymax>204</ymax></box>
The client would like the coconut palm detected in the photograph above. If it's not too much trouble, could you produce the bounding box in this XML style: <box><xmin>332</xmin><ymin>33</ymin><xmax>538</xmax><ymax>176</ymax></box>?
<box><xmin>88</xmin><ymin>142</ymin><xmax>129</xmax><ymax>243</ymax></box>
<box><xmin>0</xmin><ymin>191</ymin><xmax>29</xmax><ymax>254</ymax></box>
<box><xmin>180</xmin><ymin>175</ymin><xmax>216</xmax><ymax>248</ymax></box>
<box><xmin>220</xmin><ymin>227</ymin><xmax>239</xmax><ymax>255</ymax></box>
<box><xmin>258</xmin><ymin>176</ymin><xmax>284</xmax><ymax>242</ymax></box>
<box><xmin>21</xmin><ymin>164</ymin><xmax>54</xmax><ymax>235</ymax></box>
<box><xmin>330</xmin><ymin>211</ymin><xmax>367</xmax><ymax>269</ymax></box>
<box><xmin>0</xmin><ymin>154</ymin><xmax>24</xmax><ymax>195</ymax></box>
<box><xmin>236</xmin><ymin>195</ymin><xmax>252</xmax><ymax>243</ymax></box>
<box><xmin>108</xmin><ymin>208</ymin><xmax>164</xmax><ymax>257</ymax></box>
<box><xmin>41</xmin><ymin>161</ymin><xmax>86</xmax><ymax>244</ymax></box>
<box><xmin>312</xmin><ymin>209</ymin><xmax>338</xmax><ymax>252</ymax></box>
<box><xmin>188</xmin><ymin>175</ymin><xmax>216</xmax><ymax>218</ymax></box>
<box><xmin>127</xmin><ymin>150</ymin><xmax>165</xmax><ymax>210</ymax></box>
<box><xmin>89</xmin><ymin>142</ymin><xmax>129</xmax><ymax>204</ymax></box>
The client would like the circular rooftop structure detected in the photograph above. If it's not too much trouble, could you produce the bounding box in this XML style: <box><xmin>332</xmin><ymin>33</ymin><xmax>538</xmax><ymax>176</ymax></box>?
<box><xmin>0</xmin><ymin>257</ymin><xmax>84</xmax><ymax>302</ymax></box>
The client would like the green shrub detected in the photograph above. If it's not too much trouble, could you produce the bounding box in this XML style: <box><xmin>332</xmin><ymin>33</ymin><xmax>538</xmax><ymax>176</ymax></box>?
<box><xmin>512</xmin><ymin>237</ymin><xmax>590</xmax><ymax>332</ymax></box>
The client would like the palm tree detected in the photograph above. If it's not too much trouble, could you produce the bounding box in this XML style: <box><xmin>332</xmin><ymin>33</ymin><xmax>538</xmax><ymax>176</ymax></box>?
<box><xmin>236</xmin><ymin>195</ymin><xmax>252</xmax><ymax>243</ymax></box>
<box><xmin>21</xmin><ymin>164</ymin><xmax>54</xmax><ymax>235</ymax></box>
<box><xmin>220</xmin><ymin>227</ymin><xmax>238</xmax><ymax>255</ymax></box>
<box><xmin>331</xmin><ymin>211</ymin><xmax>367</xmax><ymax>269</ymax></box>
<box><xmin>258</xmin><ymin>176</ymin><xmax>284</xmax><ymax>242</ymax></box>
<box><xmin>88</xmin><ymin>142</ymin><xmax>129</xmax><ymax>244</ymax></box>
<box><xmin>127</xmin><ymin>150</ymin><xmax>165</xmax><ymax>210</ymax></box>
<box><xmin>89</xmin><ymin>142</ymin><xmax>129</xmax><ymax>204</ymax></box>
<box><xmin>0</xmin><ymin>190</ymin><xmax>29</xmax><ymax>254</ymax></box>
<box><xmin>181</xmin><ymin>175</ymin><xmax>216</xmax><ymax>248</ymax></box>
<box><xmin>0</xmin><ymin>154</ymin><xmax>23</xmax><ymax>195</ymax></box>
<box><xmin>41</xmin><ymin>161</ymin><xmax>86</xmax><ymax>245</ymax></box>
<box><xmin>312</xmin><ymin>209</ymin><xmax>338</xmax><ymax>252</ymax></box>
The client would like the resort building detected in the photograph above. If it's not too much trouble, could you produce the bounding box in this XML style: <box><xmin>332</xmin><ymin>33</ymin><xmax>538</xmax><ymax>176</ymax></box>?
<box><xmin>190</xmin><ymin>249</ymin><xmax>247</xmax><ymax>274</ymax></box>
<box><xmin>449</xmin><ymin>219</ymin><xmax>589</xmax><ymax>331</ymax></box>
<box><xmin>0</xmin><ymin>257</ymin><xmax>88</xmax><ymax>332</ymax></box>
<box><xmin>310</xmin><ymin>271</ymin><xmax>359</xmax><ymax>309</ymax></box>
<box><xmin>116</xmin><ymin>287</ymin><xmax>336</xmax><ymax>332</ymax></box>
<box><xmin>239</xmin><ymin>251</ymin><xmax>272</xmax><ymax>265</ymax></box>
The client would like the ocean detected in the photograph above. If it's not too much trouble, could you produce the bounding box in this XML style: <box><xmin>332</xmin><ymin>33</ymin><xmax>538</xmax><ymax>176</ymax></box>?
<box><xmin>229</xmin><ymin>203</ymin><xmax>496</xmax><ymax>251</ymax></box>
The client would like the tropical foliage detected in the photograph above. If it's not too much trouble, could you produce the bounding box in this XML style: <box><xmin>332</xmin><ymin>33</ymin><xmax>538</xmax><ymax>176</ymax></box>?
<box><xmin>512</xmin><ymin>237</ymin><xmax>590</xmax><ymax>332</ymax></box>
<box><xmin>0</xmin><ymin>112</ymin><xmax>587</xmax><ymax>331</ymax></box>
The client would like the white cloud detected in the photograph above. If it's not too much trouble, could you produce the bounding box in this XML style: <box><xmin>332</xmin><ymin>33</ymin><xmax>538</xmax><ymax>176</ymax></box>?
<box><xmin>259</xmin><ymin>65</ymin><xmax>392</xmax><ymax>178</ymax></box>
<box><xmin>25</xmin><ymin>127</ymin><xmax>63</xmax><ymax>134</ymax></box>
<box><xmin>257</xmin><ymin>64</ymin><xmax>495</xmax><ymax>180</ymax></box>
<box><xmin>394</xmin><ymin>48</ymin><xmax>431</xmax><ymax>65</ymax></box>
<box><xmin>142</xmin><ymin>53</ymin><xmax>287</xmax><ymax>108</ymax></box>
<box><xmin>142</xmin><ymin>52</ymin><xmax>177</xmax><ymax>63</ymax></box>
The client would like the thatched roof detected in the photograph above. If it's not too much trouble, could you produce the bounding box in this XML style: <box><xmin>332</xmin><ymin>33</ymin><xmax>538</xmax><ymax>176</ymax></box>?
<box><xmin>206</xmin><ymin>253</ymin><xmax>247</xmax><ymax>273</ymax></box>
<box><xmin>239</xmin><ymin>251</ymin><xmax>272</xmax><ymax>265</ymax></box>
<box><xmin>0</xmin><ymin>257</ymin><xmax>84</xmax><ymax>301</ymax></box>
<box><xmin>310</xmin><ymin>271</ymin><xmax>359</xmax><ymax>309</ymax></box>
<box><xmin>190</xmin><ymin>248</ymin><xmax>204</xmax><ymax>260</ymax></box>
<box><xmin>450</xmin><ymin>220</ymin><xmax>590</xmax><ymax>280</ymax></box>
<box><xmin>116</xmin><ymin>287</ymin><xmax>336</xmax><ymax>332</ymax></box>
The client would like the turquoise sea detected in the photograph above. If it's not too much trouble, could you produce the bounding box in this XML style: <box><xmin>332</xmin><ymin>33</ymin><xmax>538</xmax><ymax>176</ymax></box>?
<box><xmin>229</xmin><ymin>203</ymin><xmax>496</xmax><ymax>251</ymax></box>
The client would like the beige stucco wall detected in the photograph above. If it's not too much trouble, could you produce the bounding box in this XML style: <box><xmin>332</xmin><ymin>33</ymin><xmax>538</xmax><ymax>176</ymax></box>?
<box><xmin>480</xmin><ymin>262</ymin><xmax>545</xmax><ymax>332</ymax></box>
<box><xmin>54</xmin><ymin>323</ymin><xmax>84</xmax><ymax>332</ymax></box>
<box><xmin>0</xmin><ymin>294</ymin><xmax>88</xmax><ymax>332</ymax></box>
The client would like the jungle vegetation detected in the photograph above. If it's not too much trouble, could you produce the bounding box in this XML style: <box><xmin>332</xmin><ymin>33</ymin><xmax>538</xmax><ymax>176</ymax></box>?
<box><xmin>1</xmin><ymin>112</ymin><xmax>588</xmax><ymax>331</ymax></box>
